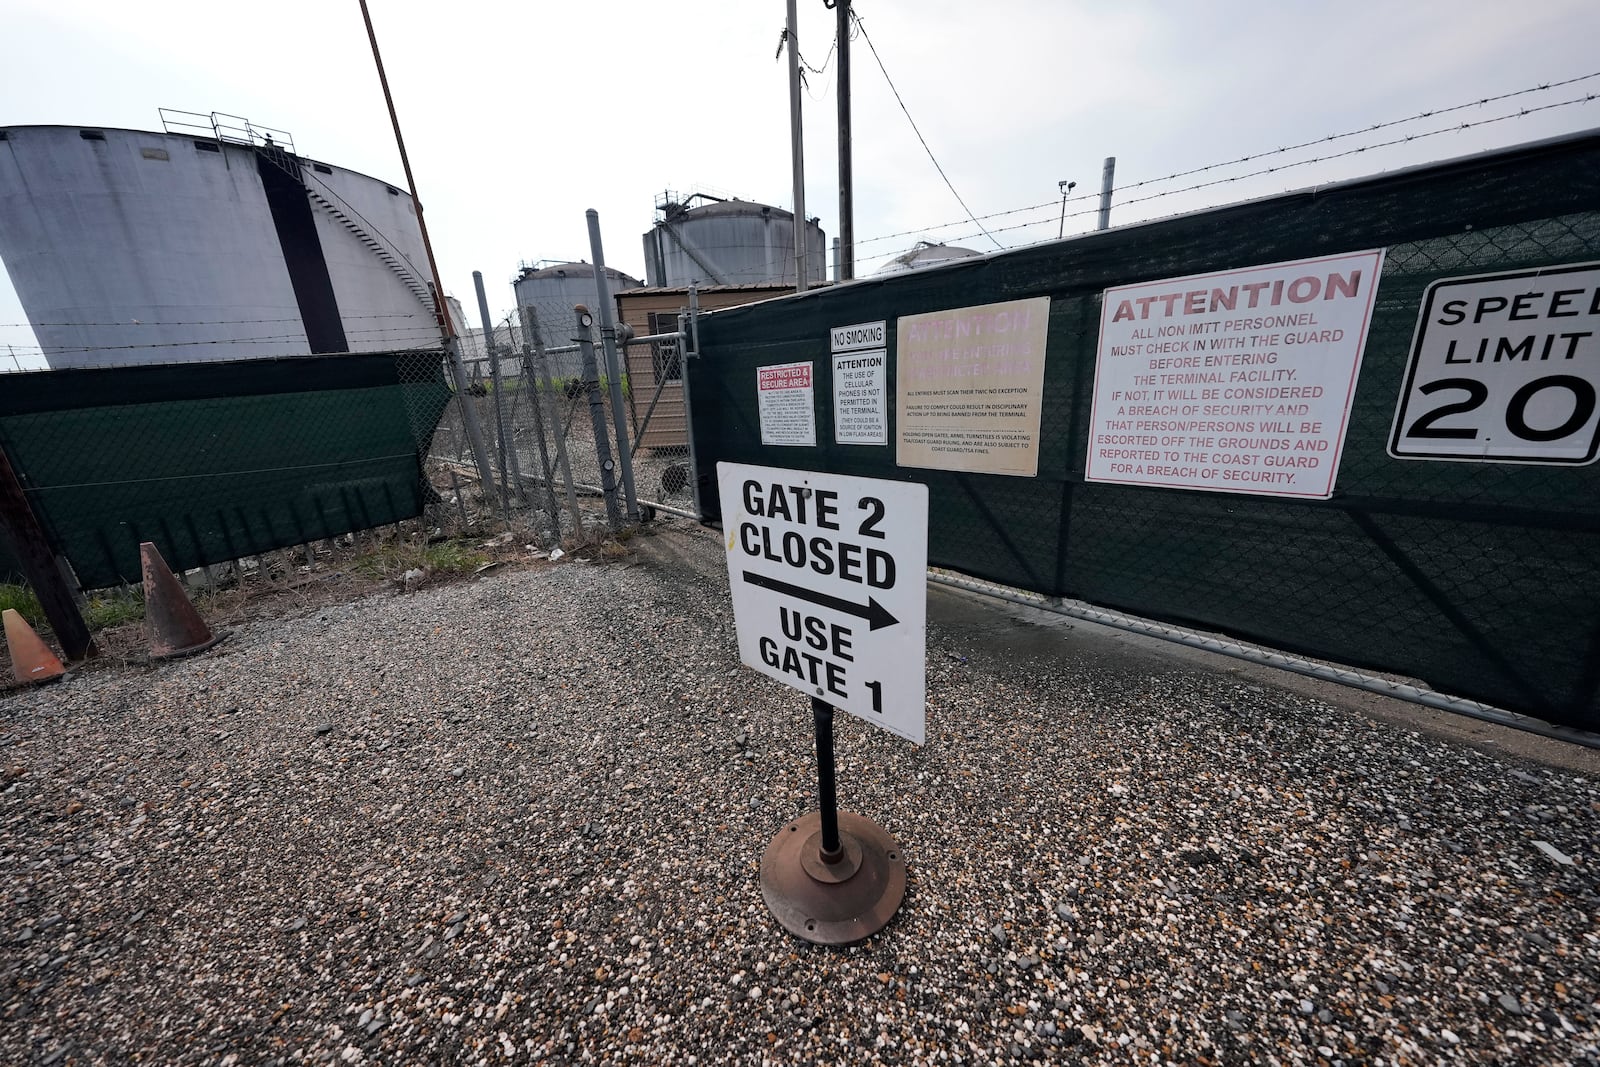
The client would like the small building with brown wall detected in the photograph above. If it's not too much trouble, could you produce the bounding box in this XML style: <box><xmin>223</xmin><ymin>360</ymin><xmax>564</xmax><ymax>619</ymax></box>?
<box><xmin>616</xmin><ymin>282</ymin><xmax>805</xmax><ymax>450</ymax></box>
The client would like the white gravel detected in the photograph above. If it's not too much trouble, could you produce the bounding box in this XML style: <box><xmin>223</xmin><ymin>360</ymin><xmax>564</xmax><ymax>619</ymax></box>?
<box><xmin>2</xmin><ymin>519</ymin><xmax>1597</xmax><ymax>1065</ymax></box>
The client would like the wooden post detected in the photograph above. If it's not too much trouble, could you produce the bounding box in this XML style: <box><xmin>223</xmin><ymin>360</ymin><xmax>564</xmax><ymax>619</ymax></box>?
<box><xmin>0</xmin><ymin>445</ymin><xmax>95</xmax><ymax>660</ymax></box>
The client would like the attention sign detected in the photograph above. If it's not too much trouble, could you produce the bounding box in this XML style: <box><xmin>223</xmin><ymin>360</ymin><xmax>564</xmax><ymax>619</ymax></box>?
<box><xmin>718</xmin><ymin>462</ymin><xmax>928</xmax><ymax>744</ymax></box>
<box><xmin>1086</xmin><ymin>250</ymin><xmax>1385</xmax><ymax>498</ymax></box>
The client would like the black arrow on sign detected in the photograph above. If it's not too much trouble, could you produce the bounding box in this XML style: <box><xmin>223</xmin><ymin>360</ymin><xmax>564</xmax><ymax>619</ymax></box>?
<box><xmin>742</xmin><ymin>571</ymin><xmax>900</xmax><ymax>631</ymax></box>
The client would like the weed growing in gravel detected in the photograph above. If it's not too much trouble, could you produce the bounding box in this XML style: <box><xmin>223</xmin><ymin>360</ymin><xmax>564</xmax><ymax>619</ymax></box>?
<box><xmin>0</xmin><ymin>582</ymin><xmax>144</xmax><ymax>631</ymax></box>
<box><xmin>0</xmin><ymin>583</ymin><xmax>43</xmax><ymax>626</ymax></box>
<box><xmin>84</xmin><ymin>586</ymin><xmax>145</xmax><ymax>629</ymax></box>
<box><xmin>351</xmin><ymin>539</ymin><xmax>490</xmax><ymax>581</ymax></box>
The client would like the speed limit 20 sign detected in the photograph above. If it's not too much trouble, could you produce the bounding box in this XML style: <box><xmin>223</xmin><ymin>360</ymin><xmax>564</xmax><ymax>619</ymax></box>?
<box><xmin>1389</xmin><ymin>262</ymin><xmax>1599</xmax><ymax>465</ymax></box>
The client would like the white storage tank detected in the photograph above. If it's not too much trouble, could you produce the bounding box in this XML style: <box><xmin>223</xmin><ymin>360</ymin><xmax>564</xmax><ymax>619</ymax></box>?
<box><xmin>0</xmin><ymin>120</ymin><xmax>438</xmax><ymax>368</ymax></box>
<box><xmin>642</xmin><ymin>192</ymin><xmax>825</xmax><ymax>288</ymax></box>
<box><xmin>874</xmin><ymin>241</ymin><xmax>983</xmax><ymax>275</ymax></box>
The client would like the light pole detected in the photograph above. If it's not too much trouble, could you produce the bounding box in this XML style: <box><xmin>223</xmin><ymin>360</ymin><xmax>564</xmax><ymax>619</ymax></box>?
<box><xmin>1058</xmin><ymin>180</ymin><xmax>1077</xmax><ymax>239</ymax></box>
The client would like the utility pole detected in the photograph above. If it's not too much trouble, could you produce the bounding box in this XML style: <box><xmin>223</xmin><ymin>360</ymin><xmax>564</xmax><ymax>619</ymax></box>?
<box><xmin>786</xmin><ymin>0</ymin><xmax>808</xmax><ymax>292</ymax></box>
<box><xmin>836</xmin><ymin>0</ymin><xmax>853</xmax><ymax>280</ymax></box>
<box><xmin>358</xmin><ymin>0</ymin><xmax>495</xmax><ymax>498</ymax></box>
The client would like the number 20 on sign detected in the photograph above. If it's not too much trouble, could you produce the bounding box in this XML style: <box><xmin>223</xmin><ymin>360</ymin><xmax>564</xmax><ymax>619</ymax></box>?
<box><xmin>718</xmin><ymin>462</ymin><xmax>928</xmax><ymax>744</ymax></box>
<box><xmin>1389</xmin><ymin>262</ymin><xmax>1600</xmax><ymax>465</ymax></box>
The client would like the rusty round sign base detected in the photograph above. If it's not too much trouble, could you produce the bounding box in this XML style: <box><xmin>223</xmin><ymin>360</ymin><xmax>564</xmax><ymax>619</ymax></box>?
<box><xmin>760</xmin><ymin>810</ymin><xmax>906</xmax><ymax>946</ymax></box>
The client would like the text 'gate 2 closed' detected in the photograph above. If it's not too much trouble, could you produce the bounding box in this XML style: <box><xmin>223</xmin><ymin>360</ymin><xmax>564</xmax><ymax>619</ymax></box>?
<box><xmin>718</xmin><ymin>462</ymin><xmax>928</xmax><ymax>745</ymax></box>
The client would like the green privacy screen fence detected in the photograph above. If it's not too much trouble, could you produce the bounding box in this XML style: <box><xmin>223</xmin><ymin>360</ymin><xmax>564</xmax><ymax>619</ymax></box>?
<box><xmin>688</xmin><ymin>131</ymin><xmax>1600</xmax><ymax>733</ymax></box>
<box><xmin>0</xmin><ymin>351</ymin><xmax>451</xmax><ymax>591</ymax></box>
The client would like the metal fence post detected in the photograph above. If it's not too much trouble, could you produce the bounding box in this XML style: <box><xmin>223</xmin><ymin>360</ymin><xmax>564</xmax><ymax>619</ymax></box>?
<box><xmin>474</xmin><ymin>271</ymin><xmax>513</xmax><ymax>522</ymax></box>
<box><xmin>586</xmin><ymin>209</ymin><xmax>640</xmax><ymax>523</ymax></box>
<box><xmin>518</xmin><ymin>305</ymin><xmax>563</xmax><ymax>544</ymax></box>
<box><xmin>498</xmin><ymin>314</ymin><xmax>527</xmax><ymax>491</ymax></box>
<box><xmin>575</xmin><ymin>306</ymin><xmax>623</xmax><ymax>532</ymax></box>
<box><xmin>679</xmin><ymin>282</ymin><xmax>705</xmax><ymax>521</ymax></box>
<box><xmin>526</xmin><ymin>308</ymin><xmax>585</xmax><ymax>539</ymax></box>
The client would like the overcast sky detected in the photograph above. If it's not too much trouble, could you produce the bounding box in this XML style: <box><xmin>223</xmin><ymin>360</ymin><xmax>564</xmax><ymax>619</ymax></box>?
<box><xmin>3</xmin><ymin>0</ymin><xmax>1598</xmax><ymax>369</ymax></box>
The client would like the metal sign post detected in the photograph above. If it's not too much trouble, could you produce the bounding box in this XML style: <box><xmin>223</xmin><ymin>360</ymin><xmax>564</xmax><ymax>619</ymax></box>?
<box><xmin>718</xmin><ymin>461</ymin><xmax>927</xmax><ymax>944</ymax></box>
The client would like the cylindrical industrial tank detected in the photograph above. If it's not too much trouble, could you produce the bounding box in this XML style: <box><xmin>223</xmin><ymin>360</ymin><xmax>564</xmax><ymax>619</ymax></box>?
<box><xmin>0</xmin><ymin>124</ymin><xmax>437</xmax><ymax>368</ymax></box>
<box><xmin>641</xmin><ymin>195</ymin><xmax>826</xmax><ymax>287</ymax></box>
<box><xmin>874</xmin><ymin>241</ymin><xmax>984</xmax><ymax>275</ymax></box>
<box><xmin>511</xmin><ymin>261</ymin><xmax>643</xmax><ymax>381</ymax></box>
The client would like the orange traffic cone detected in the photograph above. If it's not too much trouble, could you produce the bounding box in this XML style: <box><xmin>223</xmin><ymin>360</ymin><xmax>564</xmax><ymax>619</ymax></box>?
<box><xmin>3</xmin><ymin>608</ymin><xmax>66</xmax><ymax>685</ymax></box>
<box><xmin>140</xmin><ymin>542</ymin><xmax>227</xmax><ymax>660</ymax></box>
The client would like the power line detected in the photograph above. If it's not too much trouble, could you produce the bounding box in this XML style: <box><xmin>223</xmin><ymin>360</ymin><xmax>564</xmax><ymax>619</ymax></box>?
<box><xmin>851</xmin><ymin>69</ymin><xmax>1600</xmax><ymax>252</ymax></box>
<box><xmin>852</xmin><ymin>10</ymin><xmax>1001</xmax><ymax>250</ymax></box>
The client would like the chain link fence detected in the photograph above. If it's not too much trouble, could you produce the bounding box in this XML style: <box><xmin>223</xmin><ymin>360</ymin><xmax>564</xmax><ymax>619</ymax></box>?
<box><xmin>687</xmin><ymin>132</ymin><xmax>1600</xmax><ymax>732</ymax></box>
<box><xmin>428</xmin><ymin>300</ymin><xmax>699</xmax><ymax>543</ymax></box>
<box><xmin>0</xmin><ymin>350</ymin><xmax>452</xmax><ymax>591</ymax></box>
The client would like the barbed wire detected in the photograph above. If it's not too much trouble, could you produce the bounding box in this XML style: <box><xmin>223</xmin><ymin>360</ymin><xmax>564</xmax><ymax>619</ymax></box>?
<box><xmin>901</xmin><ymin>92</ymin><xmax>1600</xmax><ymax>257</ymax></box>
<box><xmin>853</xmin><ymin>10</ymin><xmax>1001</xmax><ymax>250</ymax></box>
<box><xmin>0</xmin><ymin>312</ymin><xmax>432</xmax><ymax>329</ymax></box>
<box><xmin>0</xmin><ymin>325</ymin><xmax>445</xmax><ymax>356</ymax></box>
<box><xmin>851</xmin><ymin>70</ymin><xmax>1600</xmax><ymax>252</ymax></box>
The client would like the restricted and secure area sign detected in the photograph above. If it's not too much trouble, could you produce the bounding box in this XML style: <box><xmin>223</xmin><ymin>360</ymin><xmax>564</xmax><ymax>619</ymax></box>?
<box><xmin>718</xmin><ymin>461</ymin><xmax>928</xmax><ymax>946</ymax></box>
<box><xmin>1389</xmin><ymin>261</ymin><xmax>1600</xmax><ymax>465</ymax></box>
<box><xmin>718</xmin><ymin>461</ymin><xmax>927</xmax><ymax>744</ymax></box>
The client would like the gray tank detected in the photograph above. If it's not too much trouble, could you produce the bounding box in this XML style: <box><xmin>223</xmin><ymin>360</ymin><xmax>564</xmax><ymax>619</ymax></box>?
<box><xmin>511</xmin><ymin>261</ymin><xmax>642</xmax><ymax>380</ymax></box>
<box><xmin>642</xmin><ymin>193</ymin><xmax>826</xmax><ymax>287</ymax></box>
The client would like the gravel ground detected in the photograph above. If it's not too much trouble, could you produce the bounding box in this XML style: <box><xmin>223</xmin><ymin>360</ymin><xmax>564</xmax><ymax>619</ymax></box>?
<box><xmin>2</xmin><ymin>518</ymin><xmax>1597</xmax><ymax>1066</ymax></box>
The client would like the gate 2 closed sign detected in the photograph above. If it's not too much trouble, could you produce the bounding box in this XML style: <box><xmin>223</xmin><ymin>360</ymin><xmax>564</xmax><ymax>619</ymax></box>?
<box><xmin>718</xmin><ymin>462</ymin><xmax>928</xmax><ymax>745</ymax></box>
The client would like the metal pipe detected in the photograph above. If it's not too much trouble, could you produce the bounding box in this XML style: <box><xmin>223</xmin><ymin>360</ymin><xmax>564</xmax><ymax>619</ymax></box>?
<box><xmin>812</xmin><ymin>697</ymin><xmax>843</xmax><ymax>860</ymax></box>
<box><xmin>527</xmin><ymin>308</ymin><xmax>584</xmax><ymax>537</ymax></box>
<box><xmin>473</xmin><ymin>272</ymin><xmax>512</xmax><ymax>523</ymax></box>
<box><xmin>519</xmin><ymin>304</ymin><xmax>563</xmax><ymax>544</ymax></box>
<box><xmin>575</xmin><ymin>312</ymin><xmax>623</xmax><ymax>532</ymax></box>
<box><xmin>623</xmin><ymin>331</ymin><xmax>684</xmax><ymax>346</ymax></box>
<box><xmin>926</xmin><ymin>571</ymin><xmax>1600</xmax><ymax>750</ymax></box>
<box><xmin>679</xmin><ymin>287</ymin><xmax>705</xmax><ymax>521</ymax></box>
<box><xmin>786</xmin><ymin>0</ymin><xmax>808</xmax><ymax>293</ymax></box>
<box><xmin>586</xmin><ymin>210</ymin><xmax>640</xmax><ymax>523</ymax></box>
<box><xmin>1097</xmin><ymin>156</ymin><xmax>1116</xmax><ymax>231</ymax></box>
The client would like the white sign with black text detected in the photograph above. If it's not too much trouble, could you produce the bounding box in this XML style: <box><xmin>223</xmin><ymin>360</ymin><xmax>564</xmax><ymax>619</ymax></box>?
<box><xmin>1389</xmin><ymin>261</ymin><xmax>1600</xmax><ymax>465</ymax></box>
<box><xmin>718</xmin><ymin>462</ymin><xmax>927</xmax><ymax>744</ymax></box>
<box><xmin>831</xmin><ymin>320</ymin><xmax>888</xmax><ymax>446</ymax></box>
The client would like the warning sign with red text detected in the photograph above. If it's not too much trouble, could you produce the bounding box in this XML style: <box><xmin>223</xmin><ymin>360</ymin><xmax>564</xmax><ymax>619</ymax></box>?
<box><xmin>1086</xmin><ymin>249</ymin><xmax>1385</xmax><ymax>498</ymax></box>
<box><xmin>758</xmin><ymin>361</ymin><xmax>817</xmax><ymax>447</ymax></box>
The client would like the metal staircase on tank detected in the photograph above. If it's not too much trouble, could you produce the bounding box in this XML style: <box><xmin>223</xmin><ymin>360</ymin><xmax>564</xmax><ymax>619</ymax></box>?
<box><xmin>159</xmin><ymin>110</ymin><xmax>438</xmax><ymax>317</ymax></box>
<box><xmin>299</xmin><ymin>188</ymin><xmax>434</xmax><ymax>311</ymax></box>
